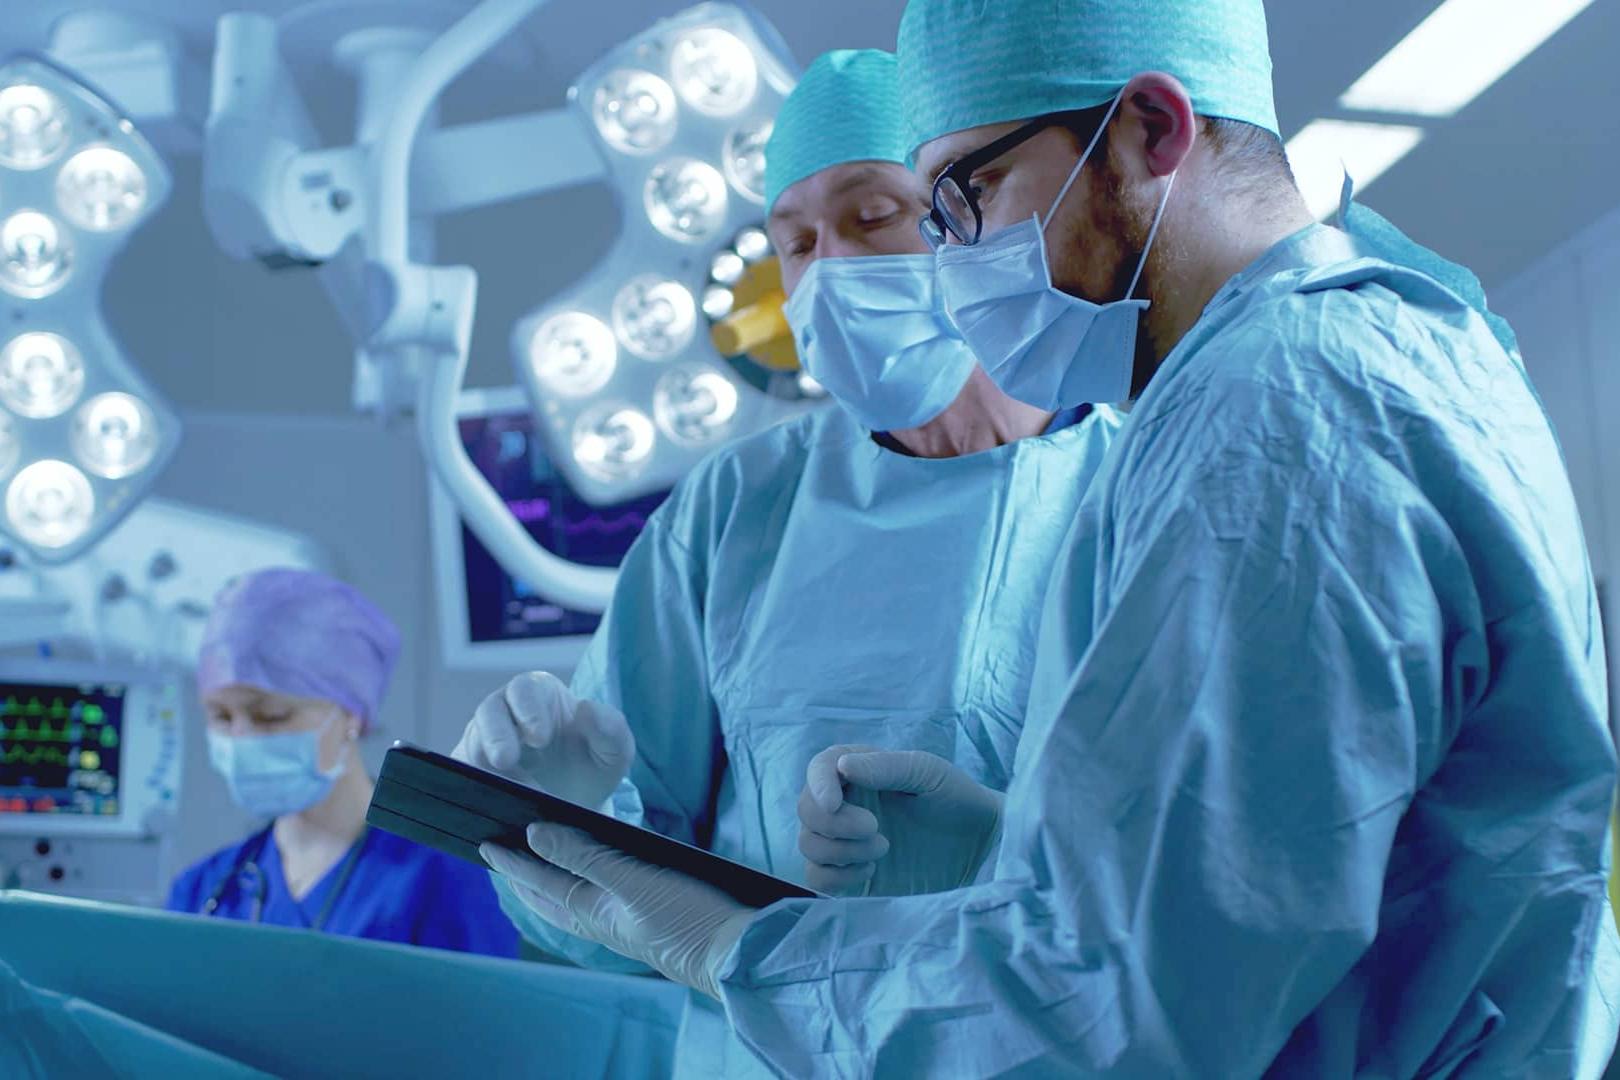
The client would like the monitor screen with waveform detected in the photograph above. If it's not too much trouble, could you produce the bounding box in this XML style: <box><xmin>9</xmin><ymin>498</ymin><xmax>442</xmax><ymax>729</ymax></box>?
<box><xmin>458</xmin><ymin>410</ymin><xmax>668</xmax><ymax>642</ymax></box>
<box><xmin>0</xmin><ymin>680</ymin><xmax>126</xmax><ymax>816</ymax></box>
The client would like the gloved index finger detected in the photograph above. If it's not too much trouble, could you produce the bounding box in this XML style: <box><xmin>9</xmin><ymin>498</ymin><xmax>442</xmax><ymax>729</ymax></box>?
<box><xmin>468</xmin><ymin>689</ymin><xmax>522</xmax><ymax>770</ymax></box>
<box><xmin>504</xmin><ymin>673</ymin><xmax>568</xmax><ymax>748</ymax></box>
<box><xmin>805</xmin><ymin>745</ymin><xmax>849</xmax><ymax>816</ymax></box>
<box><xmin>798</xmin><ymin>783</ymin><xmax>879</xmax><ymax>840</ymax></box>
<box><xmin>805</xmin><ymin>743</ymin><xmax>882</xmax><ymax>815</ymax></box>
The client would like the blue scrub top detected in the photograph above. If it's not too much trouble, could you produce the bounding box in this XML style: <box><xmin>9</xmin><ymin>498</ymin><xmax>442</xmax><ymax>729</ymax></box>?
<box><xmin>167</xmin><ymin>825</ymin><xmax>519</xmax><ymax>959</ymax></box>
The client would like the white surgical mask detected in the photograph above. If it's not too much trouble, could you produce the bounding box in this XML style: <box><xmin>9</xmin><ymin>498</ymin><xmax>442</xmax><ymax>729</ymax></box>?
<box><xmin>936</xmin><ymin>90</ymin><xmax>1176</xmax><ymax>411</ymax></box>
<box><xmin>207</xmin><ymin>714</ymin><xmax>345</xmax><ymax>818</ymax></box>
<box><xmin>784</xmin><ymin>254</ymin><xmax>977</xmax><ymax>432</ymax></box>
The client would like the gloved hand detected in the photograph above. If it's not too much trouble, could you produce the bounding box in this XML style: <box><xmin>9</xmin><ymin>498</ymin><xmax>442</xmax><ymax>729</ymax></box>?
<box><xmin>452</xmin><ymin>672</ymin><xmax>634</xmax><ymax>810</ymax></box>
<box><xmin>482</xmin><ymin>825</ymin><xmax>756</xmax><ymax>1001</ymax></box>
<box><xmin>798</xmin><ymin>746</ymin><xmax>1003</xmax><ymax>897</ymax></box>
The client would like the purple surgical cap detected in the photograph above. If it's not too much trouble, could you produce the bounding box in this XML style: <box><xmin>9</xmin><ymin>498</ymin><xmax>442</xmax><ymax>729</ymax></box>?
<box><xmin>196</xmin><ymin>568</ymin><xmax>401</xmax><ymax>730</ymax></box>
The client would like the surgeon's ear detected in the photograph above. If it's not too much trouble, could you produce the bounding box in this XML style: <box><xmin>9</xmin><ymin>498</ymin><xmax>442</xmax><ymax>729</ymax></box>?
<box><xmin>1116</xmin><ymin>72</ymin><xmax>1197</xmax><ymax>180</ymax></box>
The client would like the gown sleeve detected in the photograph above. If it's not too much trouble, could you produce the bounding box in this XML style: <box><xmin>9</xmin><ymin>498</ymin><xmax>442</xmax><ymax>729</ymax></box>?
<box><xmin>495</xmin><ymin>495</ymin><xmax>725</xmax><ymax>974</ymax></box>
<box><xmin>715</xmin><ymin>353</ymin><xmax>1492</xmax><ymax>1076</ymax></box>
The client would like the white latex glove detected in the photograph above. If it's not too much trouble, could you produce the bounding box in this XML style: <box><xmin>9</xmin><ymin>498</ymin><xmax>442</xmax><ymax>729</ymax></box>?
<box><xmin>798</xmin><ymin>745</ymin><xmax>1003</xmax><ymax>897</ymax></box>
<box><xmin>481</xmin><ymin>825</ymin><xmax>756</xmax><ymax>1001</ymax></box>
<box><xmin>451</xmin><ymin>672</ymin><xmax>634</xmax><ymax>810</ymax></box>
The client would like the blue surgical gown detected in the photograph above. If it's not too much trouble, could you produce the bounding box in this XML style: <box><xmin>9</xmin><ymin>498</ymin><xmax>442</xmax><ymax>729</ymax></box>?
<box><xmin>168</xmin><ymin>825</ymin><xmax>519</xmax><ymax>958</ymax></box>
<box><xmin>494</xmin><ymin>402</ymin><xmax>1120</xmax><ymax>1076</ymax></box>
<box><xmin>718</xmin><ymin>224</ymin><xmax>1616</xmax><ymax>1077</ymax></box>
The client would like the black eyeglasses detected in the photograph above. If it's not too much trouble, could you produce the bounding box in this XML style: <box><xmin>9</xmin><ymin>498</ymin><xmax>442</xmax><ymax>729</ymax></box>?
<box><xmin>920</xmin><ymin>111</ymin><xmax>1103</xmax><ymax>250</ymax></box>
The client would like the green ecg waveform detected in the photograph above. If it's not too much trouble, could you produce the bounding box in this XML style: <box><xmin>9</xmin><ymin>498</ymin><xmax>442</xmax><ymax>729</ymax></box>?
<box><xmin>0</xmin><ymin>720</ymin><xmax>83</xmax><ymax>743</ymax></box>
<box><xmin>1</xmin><ymin>745</ymin><xmax>73</xmax><ymax>767</ymax></box>
<box><xmin>0</xmin><ymin>695</ymin><xmax>101</xmax><ymax>723</ymax></box>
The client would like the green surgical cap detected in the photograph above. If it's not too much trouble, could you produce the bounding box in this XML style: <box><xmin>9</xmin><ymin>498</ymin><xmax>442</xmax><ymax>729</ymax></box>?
<box><xmin>764</xmin><ymin>49</ymin><xmax>908</xmax><ymax>214</ymax></box>
<box><xmin>897</xmin><ymin>0</ymin><xmax>1280</xmax><ymax>161</ymax></box>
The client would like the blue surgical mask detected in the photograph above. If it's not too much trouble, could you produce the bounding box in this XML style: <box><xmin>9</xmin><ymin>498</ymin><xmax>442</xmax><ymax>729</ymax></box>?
<box><xmin>936</xmin><ymin>91</ymin><xmax>1176</xmax><ymax>411</ymax></box>
<box><xmin>784</xmin><ymin>254</ymin><xmax>977</xmax><ymax>432</ymax></box>
<box><xmin>207</xmin><ymin>716</ymin><xmax>345</xmax><ymax>818</ymax></box>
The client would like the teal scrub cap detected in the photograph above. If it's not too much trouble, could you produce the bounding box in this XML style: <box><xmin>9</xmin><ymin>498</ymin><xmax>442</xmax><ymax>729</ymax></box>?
<box><xmin>896</xmin><ymin>0</ymin><xmax>1280</xmax><ymax>161</ymax></box>
<box><xmin>764</xmin><ymin>49</ymin><xmax>908</xmax><ymax>214</ymax></box>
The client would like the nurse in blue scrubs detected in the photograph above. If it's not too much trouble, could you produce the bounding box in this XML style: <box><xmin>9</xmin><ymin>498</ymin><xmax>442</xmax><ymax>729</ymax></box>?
<box><xmin>166</xmin><ymin>569</ymin><xmax>517</xmax><ymax>957</ymax></box>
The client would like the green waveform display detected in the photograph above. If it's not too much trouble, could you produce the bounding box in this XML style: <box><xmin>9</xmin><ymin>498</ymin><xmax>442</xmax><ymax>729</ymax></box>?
<box><xmin>0</xmin><ymin>680</ymin><xmax>126</xmax><ymax>810</ymax></box>
<box><xmin>1</xmin><ymin>744</ymin><xmax>74</xmax><ymax>767</ymax></box>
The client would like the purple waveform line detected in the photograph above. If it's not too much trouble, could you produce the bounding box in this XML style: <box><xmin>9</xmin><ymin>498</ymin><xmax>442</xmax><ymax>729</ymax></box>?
<box><xmin>554</xmin><ymin>513</ymin><xmax>653</xmax><ymax>541</ymax></box>
<box><xmin>506</xmin><ymin>498</ymin><xmax>552</xmax><ymax>523</ymax></box>
<box><xmin>500</xmin><ymin>500</ymin><xmax>653</xmax><ymax>540</ymax></box>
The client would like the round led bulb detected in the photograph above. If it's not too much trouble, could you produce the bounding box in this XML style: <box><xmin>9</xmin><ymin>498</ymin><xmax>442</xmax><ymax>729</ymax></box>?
<box><xmin>0</xmin><ymin>332</ymin><xmax>85</xmax><ymax>418</ymax></box>
<box><xmin>668</xmin><ymin>29</ymin><xmax>758</xmax><ymax>117</ymax></box>
<box><xmin>734</xmin><ymin>227</ymin><xmax>770</xmax><ymax>263</ymax></box>
<box><xmin>57</xmin><ymin>146</ymin><xmax>149</xmax><ymax>232</ymax></box>
<box><xmin>723</xmin><ymin>121</ymin><xmax>771</xmax><ymax>204</ymax></box>
<box><xmin>591</xmin><ymin>69</ymin><xmax>678</xmax><ymax>155</ymax></box>
<box><xmin>710</xmin><ymin>251</ymin><xmax>745</xmax><ymax>286</ymax></box>
<box><xmin>612</xmin><ymin>277</ymin><xmax>696</xmax><ymax>360</ymax></box>
<box><xmin>529</xmin><ymin>312</ymin><xmax>616</xmax><ymax>397</ymax></box>
<box><xmin>73</xmin><ymin>392</ymin><xmax>160</xmax><ymax>479</ymax></box>
<box><xmin>645</xmin><ymin>159</ymin><xmax>728</xmax><ymax>244</ymax></box>
<box><xmin>701</xmin><ymin>285</ymin><xmax>735</xmax><ymax>321</ymax></box>
<box><xmin>654</xmin><ymin>365</ymin><xmax>739</xmax><ymax>446</ymax></box>
<box><xmin>6</xmin><ymin>460</ymin><xmax>94</xmax><ymax>550</ymax></box>
<box><xmin>0</xmin><ymin>211</ymin><xmax>73</xmax><ymax>299</ymax></box>
<box><xmin>572</xmin><ymin>405</ymin><xmax>656</xmax><ymax>482</ymax></box>
<box><xmin>0</xmin><ymin>83</ymin><xmax>70</xmax><ymax>169</ymax></box>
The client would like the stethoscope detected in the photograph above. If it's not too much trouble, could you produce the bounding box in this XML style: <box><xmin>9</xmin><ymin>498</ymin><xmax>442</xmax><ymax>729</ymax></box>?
<box><xmin>201</xmin><ymin>824</ymin><xmax>370</xmax><ymax>932</ymax></box>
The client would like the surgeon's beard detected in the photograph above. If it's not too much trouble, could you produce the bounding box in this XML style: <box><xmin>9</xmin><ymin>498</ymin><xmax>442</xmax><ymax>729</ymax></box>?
<box><xmin>1047</xmin><ymin>149</ymin><xmax>1168</xmax><ymax>399</ymax></box>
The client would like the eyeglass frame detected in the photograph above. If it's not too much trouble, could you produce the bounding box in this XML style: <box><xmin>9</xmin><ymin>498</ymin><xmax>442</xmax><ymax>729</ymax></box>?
<box><xmin>919</xmin><ymin>109</ymin><xmax>1108</xmax><ymax>250</ymax></box>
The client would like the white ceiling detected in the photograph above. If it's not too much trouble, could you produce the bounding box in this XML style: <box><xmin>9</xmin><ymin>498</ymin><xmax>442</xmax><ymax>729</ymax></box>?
<box><xmin>0</xmin><ymin>0</ymin><xmax>1615</xmax><ymax>415</ymax></box>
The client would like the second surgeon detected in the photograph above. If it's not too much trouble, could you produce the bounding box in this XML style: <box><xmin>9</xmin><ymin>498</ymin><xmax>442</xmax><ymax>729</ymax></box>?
<box><xmin>456</xmin><ymin>50</ymin><xmax>1119</xmax><ymax>1078</ymax></box>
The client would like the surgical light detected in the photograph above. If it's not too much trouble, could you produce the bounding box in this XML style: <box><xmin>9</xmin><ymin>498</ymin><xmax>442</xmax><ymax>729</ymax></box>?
<box><xmin>722</xmin><ymin>121</ymin><xmax>770</xmax><ymax>204</ymax></box>
<box><xmin>654</xmin><ymin>365</ymin><xmax>738</xmax><ymax>445</ymax></box>
<box><xmin>611</xmin><ymin>277</ymin><xmax>696</xmax><ymax>360</ymax></box>
<box><xmin>56</xmin><ymin>146</ymin><xmax>148</xmax><ymax>232</ymax></box>
<box><xmin>573</xmin><ymin>405</ymin><xmax>656</xmax><ymax>481</ymax></box>
<box><xmin>1340</xmin><ymin>0</ymin><xmax>1597</xmax><ymax>119</ymax></box>
<box><xmin>0</xmin><ymin>54</ymin><xmax>179</xmax><ymax>564</ymax></box>
<box><xmin>592</xmin><ymin>69</ymin><xmax>679</xmax><ymax>154</ymax></box>
<box><xmin>645</xmin><ymin>158</ymin><xmax>728</xmax><ymax>243</ymax></box>
<box><xmin>72</xmin><ymin>392</ymin><xmax>158</xmax><ymax>479</ymax></box>
<box><xmin>701</xmin><ymin>285</ymin><xmax>734</xmax><ymax>320</ymax></box>
<box><xmin>709</xmin><ymin>250</ymin><xmax>745</xmax><ymax>285</ymax></box>
<box><xmin>0</xmin><ymin>211</ymin><xmax>73</xmax><ymax>298</ymax></box>
<box><xmin>669</xmin><ymin>29</ymin><xmax>757</xmax><ymax>117</ymax></box>
<box><xmin>515</xmin><ymin>3</ymin><xmax>815</xmax><ymax>507</ymax></box>
<box><xmin>0</xmin><ymin>332</ymin><xmax>84</xmax><ymax>418</ymax></box>
<box><xmin>6</xmin><ymin>459</ymin><xmax>94</xmax><ymax>550</ymax></box>
<box><xmin>1286</xmin><ymin>119</ymin><xmax>1426</xmax><ymax>220</ymax></box>
<box><xmin>0</xmin><ymin>83</ymin><xmax>70</xmax><ymax>170</ymax></box>
<box><xmin>528</xmin><ymin>311</ymin><xmax>617</xmax><ymax>397</ymax></box>
<box><xmin>733</xmin><ymin>226</ymin><xmax>769</xmax><ymax>263</ymax></box>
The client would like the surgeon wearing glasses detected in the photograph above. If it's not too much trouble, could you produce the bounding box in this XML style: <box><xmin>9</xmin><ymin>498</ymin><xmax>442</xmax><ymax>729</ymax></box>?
<box><xmin>472</xmin><ymin>1</ymin><xmax>1615</xmax><ymax>1076</ymax></box>
<box><xmin>458</xmin><ymin>49</ymin><xmax>1118</xmax><ymax>1078</ymax></box>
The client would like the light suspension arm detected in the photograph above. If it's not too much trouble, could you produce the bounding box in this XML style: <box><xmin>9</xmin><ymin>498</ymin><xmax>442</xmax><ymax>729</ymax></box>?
<box><xmin>363</xmin><ymin>0</ymin><xmax>618</xmax><ymax>613</ymax></box>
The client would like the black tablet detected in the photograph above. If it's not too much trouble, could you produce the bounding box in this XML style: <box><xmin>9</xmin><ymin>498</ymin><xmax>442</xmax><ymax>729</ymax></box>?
<box><xmin>367</xmin><ymin>742</ymin><xmax>820</xmax><ymax>908</ymax></box>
